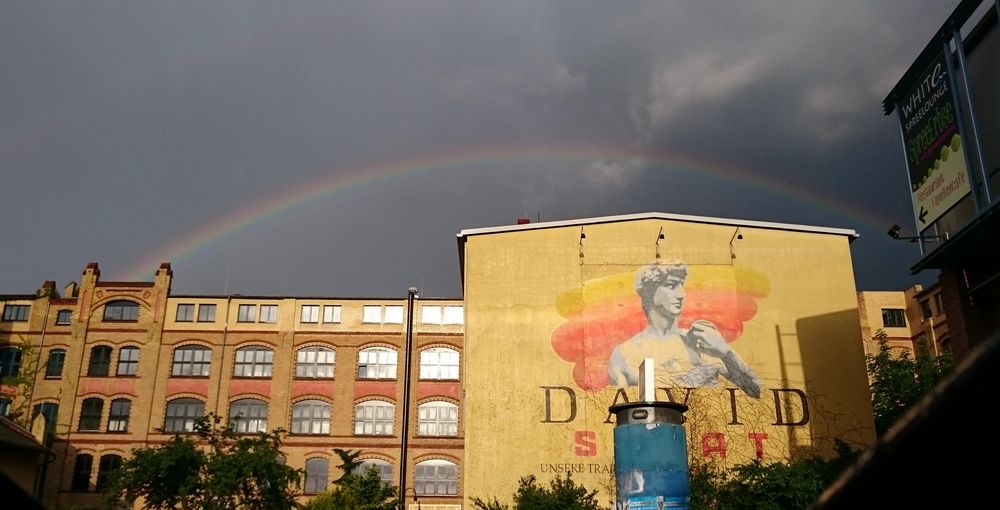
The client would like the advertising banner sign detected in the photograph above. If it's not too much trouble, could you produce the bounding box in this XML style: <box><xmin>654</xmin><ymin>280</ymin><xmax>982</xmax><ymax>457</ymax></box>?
<box><xmin>895</xmin><ymin>50</ymin><xmax>971</xmax><ymax>229</ymax></box>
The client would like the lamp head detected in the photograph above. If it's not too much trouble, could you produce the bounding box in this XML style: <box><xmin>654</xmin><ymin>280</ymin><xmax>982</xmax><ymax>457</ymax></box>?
<box><xmin>887</xmin><ymin>224</ymin><xmax>902</xmax><ymax>239</ymax></box>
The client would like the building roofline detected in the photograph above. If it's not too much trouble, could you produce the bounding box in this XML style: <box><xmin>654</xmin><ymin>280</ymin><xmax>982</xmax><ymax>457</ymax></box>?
<box><xmin>456</xmin><ymin>211</ymin><xmax>859</xmax><ymax>240</ymax></box>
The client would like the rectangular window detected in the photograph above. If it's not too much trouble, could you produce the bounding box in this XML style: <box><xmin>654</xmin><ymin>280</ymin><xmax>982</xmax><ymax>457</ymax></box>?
<box><xmin>197</xmin><ymin>304</ymin><xmax>217</xmax><ymax>322</ymax></box>
<box><xmin>422</xmin><ymin>305</ymin><xmax>442</xmax><ymax>325</ymax></box>
<box><xmin>79</xmin><ymin>399</ymin><xmax>103</xmax><ymax>431</ymax></box>
<box><xmin>323</xmin><ymin>305</ymin><xmax>342</xmax><ymax>323</ymax></box>
<box><xmin>176</xmin><ymin>304</ymin><xmax>194</xmax><ymax>322</ymax></box>
<box><xmin>383</xmin><ymin>305</ymin><xmax>403</xmax><ymax>324</ymax></box>
<box><xmin>237</xmin><ymin>304</ymin><xmax>256</xmax><ymax>323</ymax></box>
<box><xmin>920</xmin><ymin>300</ymin><xmax>933</xmax><ymax>320</ymax></box>
<box><xmin>56</xmin><ymin>309</ymin><xmax>73</xmax><ymax>325</ymax></box>
<box><xmin>116</xmin><ymin>347</ymin><xmax>140</xmax><ymax>376</ymax></box>
<box><xmin>362</xmin><ymin>305</ymin><xmax>382</xmax><ymax>323</ymax></box>
<box><xmin>881</xmin><ymin>308</ymin><xmax>906</xmax><ymax>328</ymax></box>
<box><xmin>0</xmin><ymin>348</ymin><xmax>22</xmax><ymax>378</ymax></box>
<box><xmin>88</xmin><ymin>347</ymin><xmax>112</xmax><ymax>377</ymax></box>
<box><xmin>259</xmin><ymin>305</ymin><xmax>278</xmax><ymax>323</ymax></box>
<box><xmin>443</xmin><ymin>305</ymin><xmax>464</xmax><ymax>325</ymax></box>
<box><xmin>934</xmin><ymin>294</ymin><xmax>944</xmax><ymax>316</ymax></box>
<box><xmin>301</xmin><ymin>305</ymin><xmax>320</xmax><ymax>323</ymax></box>
<box><xmin>71</xmin><ymin>454</ymin><xmax>93</xmax><ymax>491</ymax></box>
<box><xmin>2</xmin><ymin>304</ymin><xmax>30</xmax><ymax>321</ymax></box>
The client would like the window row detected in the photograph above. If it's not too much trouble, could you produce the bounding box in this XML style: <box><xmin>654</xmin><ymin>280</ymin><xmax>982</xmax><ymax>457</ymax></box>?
<box><xmin>170</xmin><ymin>345</ymin><xmax>459</xmax><ymax>380</ymax></box>
<box><xmin>78</xmin><ymin>397</ymin><xmax>132</xmax><ymax>432</ymax></box>
<box><xmin>161</xmin><ymin>397</ymin><xmax>459</xmax><ymax>437</ymax></box>
<box><xmin>69</xmin><ymin>452</ymin><xmax>458</xmax><ymax>496</ymax></box>
<box><xmin>80</xmin><ymin>345</ymin><xmax>140</xmax><ymax>377</ymax></box>
<box><xmin>305</xmin><ymin>458</ymin><xmax>457</xmax><ymax>496</ymax></box>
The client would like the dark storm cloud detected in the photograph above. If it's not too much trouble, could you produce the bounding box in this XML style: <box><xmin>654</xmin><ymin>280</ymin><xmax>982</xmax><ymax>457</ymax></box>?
<box><xmin>1</xmin><ymin>1</ymin><xmax>958</xmax><ymax>297</ymax></box>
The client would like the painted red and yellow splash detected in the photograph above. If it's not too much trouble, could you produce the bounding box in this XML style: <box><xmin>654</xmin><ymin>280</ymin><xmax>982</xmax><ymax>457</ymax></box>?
<box><xmin>551</xmin><ymin>265</ymin><xmax>770</xmax><ymax>391</ymax></box>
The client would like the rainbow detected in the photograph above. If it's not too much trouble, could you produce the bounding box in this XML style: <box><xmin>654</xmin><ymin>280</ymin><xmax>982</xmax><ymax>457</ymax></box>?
<box><xmin>123</xmin><ymin>142</ymin><xmax>890</xmax><ymax>280</ymax></box>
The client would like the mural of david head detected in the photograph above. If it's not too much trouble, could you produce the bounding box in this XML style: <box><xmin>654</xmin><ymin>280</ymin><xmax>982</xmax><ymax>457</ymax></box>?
<box><xmin>608</xmin><ymin>261</ymin><xmax>762</xmax><ymax>398</ymax></box>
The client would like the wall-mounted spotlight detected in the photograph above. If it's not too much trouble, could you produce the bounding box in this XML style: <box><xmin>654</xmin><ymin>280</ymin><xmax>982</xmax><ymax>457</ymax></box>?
<box><xmin>655</xmin><ymin>227</ymin><xmax>665</xmax><ymax>260</ymax></box>
<box><xmin>579</xmin><ymin>227</ymin><xmax>586</xmax><ymax>259</ymax></box>
<box><xmin>887</xmin><ymin>224</ymin><xmax>949</xmax><ymax>243</ymax></box>
<box><xmin>729</xmin><ymin>227</ymin><xmax>743</xmax><ymax>260</ymax></box>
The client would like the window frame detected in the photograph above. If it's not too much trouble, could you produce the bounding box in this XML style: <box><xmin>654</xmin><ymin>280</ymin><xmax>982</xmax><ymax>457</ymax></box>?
<box><xmin>237</xmin><ymin>304</ymin><xmax>257</xmax><ymax>323</ymax></box>
<box><xmin>96</xmin><ymin>454</ymin><xmax>123</xmax><ymax>491</ymax></box>
<box><xmin>233</xmin><ymin>346</ymin><xmax>274</xmax><ymax>378</ymax></box>
<box><xmin>164</xmin><ymin>398</ymin><xmax>205</xmax><ymax>433</ymax></box>
<box><xmin>414</xmin><ymin>460</ymin><xmax>459</xmax><ymax>496</ymax></box>
<box><xmin>176</xmin><ymin>303</ymin><xmax>195</xmax><ymax>322</ymax></box>
<box><xmin>46</xmin><ymin>348</ymin><xmax>66</xmax><ymax>378</ymax></box>
<box><xmin>55</xmin><ymin>309</ymin><xmax>73</xmax><ymax>325</ymax></box>
<box><xmin>354</xmin><ymin>459</ymin><xmax>393</xmax><ymax>485</ymax></box>
<box><xmin>290</xmin><ymin>399</ymin><xmax>331</xmax><ymax>435</ymax></box>
<box><xmin>108</xmin><ymin>398</ymin><xmax>131</xmax><ymax>432</ymax></box>
<box><xmin>295</xmin><ymin>346</ymin><xmax>335</xmax><ymax>379</ymax></box>
<box><xmin>419</xmin><ymin>347</ymin><xmax>460</xmax><ymax>380</ymax></box>
<box><xmin>881</xmin><ymin>308</ymin><xmax>907</xmax><ymax>328</ymax></box>
<box><xmin>87</xmin><ymin>346</ymin><xmax>112</xmax><ymax>377</ymax></box>
<box><xmin>2</xmin><ymin>304</ymin><xmax>30</xmax><ymax>321</ymax></box>
<box><xmin>197</xmin><ymin>304</ymin><xmax>217</xmax><ymax>322</ymax></box>
<box><xmin>417</xmin><ymin>401</ymin><xmax>459</xmax><ymax>437</ymax></box>
<box><xmin>259</xmin><ymin>304</ymin><xmax>278</xmax><ymax>323</ymax></box>
<box><xmin>323</xmin><ymin>305</ymin><xmax>342</xmax><ymax>323</ymax></box>
<box><xmin>79</xmin><ymin>397</ymin><xmax>103</xmax><ymax>431</ymax></box>
<box><xmin>300</xmin><ymin>305</ymin><xmax>320</xmax><ymax>324</ymax></box>
<box><xmin>116</xmin><ymin>346</ymin><xmax>140</xmax><ymax>376</ymax></box>
<box><xmin>0</xmin><ymin>347</ymin><xmax>23</xmax><ymax>378</ymax></box>
<box><xmin>71</xmin><ymin>453</ymin><xmax>93</xmax><ymax>491</ymax></box>
<box><xmin>229</xmin><ymin>398</ymin><xmax>269</xmax><ymax>434</ymax></box>
<box><xmin>171</xmin><ymin>345</ymin><xmax>213</xmax><ymax>377</ymax></box>
<box><xmin>304</xmin><ymin>457</ymin><xmax>330</xmax><ymax>494</ymax></box>
<box><xmin>103</xmin><ymin>300</ymin><xmax>139</xmax><ymax>322</ymax></box>
<box><xmin>354</xmin><ymin>400</ymin><xmax>395</xmax><ymax>436</ymax></box>
<box><xmin>357</xmin><ymin>347</ymin><xmax>398</xmax><ymax>379</ymax></box>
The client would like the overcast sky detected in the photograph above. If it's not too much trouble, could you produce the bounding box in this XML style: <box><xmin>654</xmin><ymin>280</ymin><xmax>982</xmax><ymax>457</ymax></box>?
<box><xmin>1</xmin><ymin>1</ymin><xmax>969</xmax><ymax>298</ymax></box>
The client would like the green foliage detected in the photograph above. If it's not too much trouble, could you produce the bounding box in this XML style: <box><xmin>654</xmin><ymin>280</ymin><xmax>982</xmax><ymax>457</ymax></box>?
<box><xmin>688</xmin><ymin>440</ymin><xmax>860</xmax><ymax>510</ymax></box>
<box><xmin>866</xmin><ymin>329</ymin><xmax>954</xmax><ymax>436</ymax></box>
<box><xmin>0</xmin><ymin>336</ymin><xmax>39</xmax><ymax>428</ymax></box>
<box><xmin>299</xmin><ymin>448</ymin><xmax>398</xmax><ymax>510</ymax></box>
<box><xmin>471</xmin><ymin>474</ymin><xmax>604</xmax><ymax>510</ymax></box>
<box><xmin>104</xmin><ymin>413</ymin><xmax>303</xmax><ymax>510</ymax></box>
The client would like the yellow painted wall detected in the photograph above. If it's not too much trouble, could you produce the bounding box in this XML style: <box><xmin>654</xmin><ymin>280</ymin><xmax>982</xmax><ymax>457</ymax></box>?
<box><xmin>461</xmin><ymin>217</ymin><xmax>876</xmax><ymax>505</ymax></box>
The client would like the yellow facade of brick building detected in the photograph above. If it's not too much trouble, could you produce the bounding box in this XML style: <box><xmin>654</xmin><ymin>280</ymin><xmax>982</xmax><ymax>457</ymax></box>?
<box><xmin>1</xmin><ymin>263</ymin><xmax>464</xmax><ymax>510</ymax></box>
<box><xmin>457</xmin><ymin>213</ymin><xmax>877</xmax><ymax>506</ymax></box>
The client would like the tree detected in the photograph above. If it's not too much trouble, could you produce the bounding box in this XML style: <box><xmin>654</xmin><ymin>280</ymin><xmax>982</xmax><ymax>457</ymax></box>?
<box><xmin>866</xmin><ymin>329</ymin><xmax>954</xmax><ymax>436</ymax></box>
<box><xmin>688</xmin><ymin>440</ymin><xmax>859</xmax><ymax>510</ymax></box>
<box><xmin>0</xmin><ymin>335</ymin><xmax>39</xmax><ymax>428</ymax></box>
<box><xmin>471</xmin><ymin>474</ymin><xmax>604</xmax><ymax>510</ymax></box>
<box><xmin>299</xmin><ymin>448</ymin><xmax>398</xmax><ymax>510</ymax></box>
<box><xmin>104</xmin><ymin>413</ymin><xmax>303</xmax><ymax>510</ymax></box>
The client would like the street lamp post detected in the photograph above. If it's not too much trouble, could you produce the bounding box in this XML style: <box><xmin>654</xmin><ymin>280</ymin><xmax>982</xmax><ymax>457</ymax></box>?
<box><xmin>399</xmin><ymin>288</ymin><xmax>418</xmax><ymax>510</ymax></box>
<box><xmin>401</xmin><ymin>486</ymin><xmax>421</xmax><ymax>510</ymax></box>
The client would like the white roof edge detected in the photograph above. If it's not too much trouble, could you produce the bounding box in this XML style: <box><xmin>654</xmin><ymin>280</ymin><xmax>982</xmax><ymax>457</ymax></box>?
<box><xmin>457</xmin><ymin>212</ymin><xmax>859</xmax><ymax>239</ymax></box>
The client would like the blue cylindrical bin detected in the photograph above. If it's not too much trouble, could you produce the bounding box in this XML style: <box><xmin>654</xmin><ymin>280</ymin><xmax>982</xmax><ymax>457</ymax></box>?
<box><xmin>610</xmin><ymin>401</ymin><xmax>690</xmax><ymax>510</ymax></box>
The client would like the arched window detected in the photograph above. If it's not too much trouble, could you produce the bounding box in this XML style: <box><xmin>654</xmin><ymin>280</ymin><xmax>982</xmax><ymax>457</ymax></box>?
<box><xmin>354</xmin><ymin>401</ymin><xmax>395</xmax><ymax>436</ymax></box>
<box><xmin>291</xmin><ymin>400</ymin><xmax>331</xmax><ymax>435</ymax></box>
<box><xmin>116</xmin><ymin>346</ymin><xmax>140</xmax><ymax>375</ymax></box>
<box><xmin>419</xmin><ymin>347</ymin><xmax>460</xmax><ymax>380</ymax></box>
<box><xmin>103</xmin><ymin>300</ymin><xmax>139</xmax><ymax>321</ymax></box>
<box><xmin>357</xmin><ymin>347</ymin><xmax>397</xmax><ymax>379</ymax></box>
<box><xmin>353</xmin><ymin>459</ymin><xmax>393</xmax><ymax>485</ymax></box>
<box><xmin>45</xmin><ymin>348</ymin><xmax>66</xmax><ymax>378</ymax></box>
<box><xmin>171</xmin><ymin>345</ymin><xmax>212</xmax><ymax>377</ymax></box>
<box><xmin>304</xmin><ymin>458</ymin><xmax>329</xmax><ymax>494</ymax></box>
<box><xmin>414</xmin><ymin>460</ymin><xmax>458</xmax><ymax>496</ymax></box>
<box><xmin>108</xmin><ymin>398</ymin><xmax>131</xmax><ymax>432</ymax></box>
<box><xmin>71</xmin><ymin>453</ymin><xmax>93</xmax><ymax>491</ymax></box>
<box><xmin>296</xmin><ymin>346</ymin><xmax>335</xmax><ymax>378</ymax></box>
<box><xmin>79</xmin><ymin>398</ymin><xmax>103</xmax><ymax>431</ymax></box>
<box><xmin>234</xmin><ymin>346</ymin><xmax>273</xmax><ymax>377</ymax></box>
<box><xmin>418</xmin><ymin>401</ymin><xmax>458</xmax><ymax>437</ymax></box>
<box><xmin>0</xmin><ymin>346</ymin><xmax>22</xmax><ymax>377</ymax></box>
<box><xmin>87</xmin><ymin>346</ymin><xmax>112</xmax><ymax>376</ymax></box>
<box><xmin>229</xmin><ymin>399</ymin><xmax>268</xmax><ymax>433</ymax></box>
<box><xmin>32</xmin><ymin>402</ymin><xmax>59</xmax><ymax>439</ymax></box>
<box><xmin>164</xmin><ymin>398</ymin><xmax>205</xmax><ymax>433</ymax></box>
<box><xmin>96</xmin><ymin>454</ymin><xmax>123</xmax><ymax>491</ymax></box>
